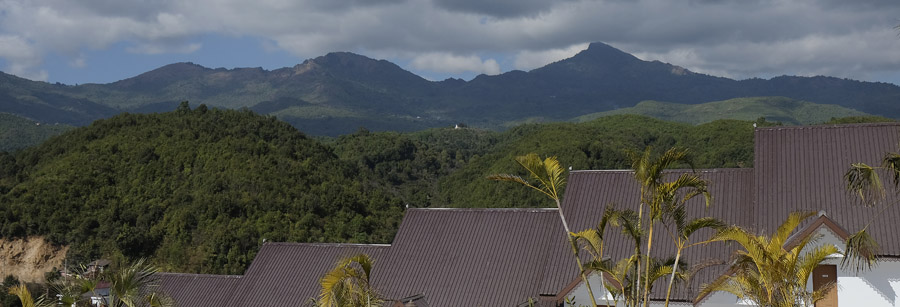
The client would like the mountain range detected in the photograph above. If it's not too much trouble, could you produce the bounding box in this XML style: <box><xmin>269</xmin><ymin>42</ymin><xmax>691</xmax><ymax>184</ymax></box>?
<box><xmin>2</xmin><ymin>42</ymin><xmax>899</xmax><ymax>136</ymax></box>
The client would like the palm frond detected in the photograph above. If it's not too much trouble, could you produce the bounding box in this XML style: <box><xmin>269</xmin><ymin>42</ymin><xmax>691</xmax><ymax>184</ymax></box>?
<box><xmin>683</xmin><ymin>217</ymin><xmax>726</xmax><ymax>239</ymax></box>
<box><xmin>771</xmin><ymin>211</ymin><xmax>815</xmax><ymax>249</ymax></box>
<box><xmin>146</xmin><ymin>292</ymin><xmax>176</xmax><ymax>307</ymax></box>
<box><xmin>845</xmin><ymin>162</ymin><xmax>885</xmax><ymax>206</ymax></box>
<box><xmin>318</xmin><ymin>253</ymin><xmax>382</xmax><ymax>307</ymax></box>
<box><xmin>795</xmin><ymin>244</ymin><xmax>840</xmax><ymax>288</ymax></box>
<box><xmin>650</xmin><ymin>148</ymin><xmax>691</xmax><ymax>181</ymax></box>
<box><xmin>7</xmin><ymin>284</ymin><xmax>53</xmax><ymax>307</ymax></box>
<box><xmin>598</xmin><ymin>206</ymin><xmax>621</xmax><ymax>237</ymax></box>
<box><xmin>489</xmin><ymin>154</ymin><xmax>567</xmax><ymax>201</ymax></box>
<box><xmin>883</xmin><ymin>152</ymin><xmax>900</xmax><ymax>190</ymax></box>
<box><xmin>842</xmin><ymin>228</ymin><xmax>880</xmax><ymax>273</ymax></box>
<box><xmin>571</xmin><ymin>229</ymin><xmax>603</xmax><ymax>258</ymax></box>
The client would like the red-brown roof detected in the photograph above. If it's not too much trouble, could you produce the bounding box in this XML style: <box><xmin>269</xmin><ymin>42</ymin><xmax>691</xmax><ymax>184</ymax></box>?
<box><xmin>754</xmin><ymin>123</ymin><xmax>900</xmax><ymax>255</ymax></box>
<box><xmin>374</xmin><ymin>208</ymin><xmax>562</xmax><ymax>307</ymax></box>
<box><xmin>227</xmin><ymin>243</ymin><xmax>390</xmax><ymax>307</ymax></box>
<box><xmin>548</xmin><ymin>168</ymin><xmax>754</xmax><ymax>301</ymax></box>
<box><xmin>154</xmin><ymin>272</ymin><xmax>242</xmax><ymax>307</ymax></box>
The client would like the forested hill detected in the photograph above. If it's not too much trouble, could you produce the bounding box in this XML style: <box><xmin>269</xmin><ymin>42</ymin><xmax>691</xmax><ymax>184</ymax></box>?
<box><xmin>3</xmin><ymin>42</ymin><xmax>900</xmax><ymax>136</ymax></box>
<box><xmin>574</xmin><ymin>97</ymin><xmax>871</xmax><ymax>125</ymax></box>
<box><xmin>0</xmin><ymin>113</ymin><xmax>72</xmax><ymax>152</ymax></box>
<box><xmin>0</xmin><ymin>104</ymin><xmax>404</xmax><ymax>274</ymax></box>
<box><xmin>0</xmin><ymin>105</ymin><xmax>886</xmax><ymax>275</ymax></box>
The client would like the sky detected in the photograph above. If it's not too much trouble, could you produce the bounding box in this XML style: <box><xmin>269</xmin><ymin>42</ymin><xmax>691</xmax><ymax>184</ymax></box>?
<box><xmin>1</xmin><ymin>0</ymin><xmax>900</xmax><ymax>85</ymax></box>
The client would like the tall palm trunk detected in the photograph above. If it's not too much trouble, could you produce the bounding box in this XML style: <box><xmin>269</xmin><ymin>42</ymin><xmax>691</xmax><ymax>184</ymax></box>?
<box><xmin>598</xmin><ymin>241</ymin><xmax>609</xmax><ymax>306</ymax></box>
<box><xmin>556</xmin><ymin>198</ymin><xmax>600</xmax><ymax>307</ymax></box>
<box><xmin>635</xmin><ymin>194</ymin><xmax>645</xmax><ymax>306</ymax></box>
<box><xmin>642</xmin><ymin>223</ymin><xmax>655</xmax><ymax>307</ymax></box>
<box><xmin>663</xmin><ymin>247</ymin><xmax>682</xmax><ymax>307</ymax></box>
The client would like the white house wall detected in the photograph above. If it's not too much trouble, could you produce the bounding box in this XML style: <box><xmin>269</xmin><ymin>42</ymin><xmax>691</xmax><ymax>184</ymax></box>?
<box><xmin>805</xmin><ymin>224</ymin><xmax>900</xmax><ymax>307</ymax></box>
<box><xmin>564</xmin><ymin>272</ymin><xmax>616</xmax><ymax>307</ymax></box>
<box><xmin>563</xmin><ymin>271</ymin><xmax>691</xmax><ymax>307</ymax></box>
<box><xmin>832</xmin><ymin>258</ymin><xmax>900</xmax><ymax>307</ymax></box>
<box><xmin>696</xmin><ymin>225</ymin><xmax>900</xmax><ymax>307</ymax></box>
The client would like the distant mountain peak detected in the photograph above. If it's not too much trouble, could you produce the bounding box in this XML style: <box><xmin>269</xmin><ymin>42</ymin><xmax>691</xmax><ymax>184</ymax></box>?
<box><xmin>112</xmin><ymin>62</ymin><xmax>211</xmax><ymax>87</ymax></box>
<box><xmin>310</xmin><ymin>52</ymin><xmax>398</xmax><ymax>73</ymax></box>
<box><xmin>575</xmin><ymin>42</ymin><xmax>641</xmax><ymax>63</ymax></box>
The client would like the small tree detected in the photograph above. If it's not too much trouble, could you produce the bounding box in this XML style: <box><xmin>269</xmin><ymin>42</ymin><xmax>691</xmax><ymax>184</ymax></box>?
<box><xmin>315</xmin><ymin>253</ymin><xmax>382</xmax><ymax>307</ymax></box>
<box><xmin>629</xmin><ymin>147</ymin><xmax>711</xmax><ymax>307</ymax></box>
<box><xmin>698</xmin><ymin>212</ymin><xmax>838</xmax><ymax>307</ymax></box>
<box><xmin>662</xmin><ymin>205</ymin><xmax>725</xmax><ymax>306</ymax></box>
<box><xmin>7</xmin><ymin>284</ymin><xmax>53</xmax><ymax>307</ymax></box>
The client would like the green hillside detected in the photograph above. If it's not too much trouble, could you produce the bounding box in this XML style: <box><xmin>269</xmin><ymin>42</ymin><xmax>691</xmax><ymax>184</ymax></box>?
<box><xmin>574</xmin><ymin>97</ymin><xmax>870</xmax><ymax>125</ymax></box>
<box><xmin>0</xmin><ymin>113</ymin><xmax>72</xmax><ymax>152</ymax></box>
<box><xmin>0</xmin><ymin>104</ymin><xmax>404</xmax><ymax>274</ymax></box>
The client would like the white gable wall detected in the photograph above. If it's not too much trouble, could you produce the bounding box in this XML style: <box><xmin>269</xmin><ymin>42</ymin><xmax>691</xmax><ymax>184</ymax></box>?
<box><xmin>696</xmin><ymin>225</ymin><xmax>900</xmax><ymax>307</ymax></box>
<box><xmin>563</xmin><ymin>272</ymin><xmax>617</xmax><ymax>307</ymax></box>
<box><xmin>562</xmin><ymin>271</ymin><xmax>690</xmax><ymax>307</ymax></box>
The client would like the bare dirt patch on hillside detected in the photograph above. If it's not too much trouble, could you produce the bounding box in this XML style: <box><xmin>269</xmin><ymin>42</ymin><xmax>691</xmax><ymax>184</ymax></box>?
<box><xmin>0</xmin><ymin>237</ymin><xmax>68</xmax><ymax>283</ymax></box>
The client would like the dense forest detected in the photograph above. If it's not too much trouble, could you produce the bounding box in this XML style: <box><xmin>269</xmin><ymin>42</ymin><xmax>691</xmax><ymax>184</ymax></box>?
<box><xmin>0</xmin><ymin>104</ymin><xmax>890</xmax><ymax>275</ymax></box>
<box><xmin>0</xmin><ymin>113</ymin><xmax>72</xmax><ymax>152</ymax></box>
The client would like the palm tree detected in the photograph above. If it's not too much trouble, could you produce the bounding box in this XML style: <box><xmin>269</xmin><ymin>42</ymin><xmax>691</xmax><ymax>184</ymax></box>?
<box><xmin>581</xmin><ymin>208</ymin><xmax>645</xmax><ymax>307</ymax></box>
<box><xmin>71</xmin><ymin>258</ymin><xmax>174</xmax><ymax>307</ymax></box>
<box><xmin>571</xmin><ymin>206</ymin><xmax>621</xmax><ymax>306</ymax></box>
<box><xmin>489</xmin><ymin>153</ymin><xmax>599</xmax><ymax>307</ymax></box>
<box><xmin>843</xmin><ymin>153</ymin><xmax>897</xmax><ymax>272</ymax></box>
<box><xmin>589</xmin><ymin>254</ymin><xmax>686</xmax><ymax>307</ymax></box>
<box><xmin>629</xmin><ymin>147</ymin><xmax>710</xmax><ymax>306</ymax></box>
<box><xmin>662</xmin><ymin>205</ymin><xmax>725</xmax><ymax>306</ymax></box>
<box><xmin>316</xmin><ymin>253</ymin><xmax>382</xmax><ymax>307</ymax></box>
<box><xmin>697</xmin><ymin>211</ymin><xmax>839</xmax><ymax>307</ymax></box>
<box><xmin>105</xmin><ymin>258</ymin><xmax>166</xmax><ymax>307</ymax></box>
<box><xmin>6</xmin><ymin>284</ymin><xmax>53</xmax><ymax>307</ymax></box>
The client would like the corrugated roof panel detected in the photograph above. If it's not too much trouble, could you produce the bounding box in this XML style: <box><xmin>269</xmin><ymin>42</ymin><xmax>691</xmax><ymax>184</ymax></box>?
<box><xmin>227</xmin><ymin>243</ymin><xmax>390</xmax><ymax>307</ymax></box>
<box><xmin>376</xmin><ymin>208</ymin><xmax>561</xmax><ymax>307</ymax></box>
<box><xmin>154</xmin><ymin>273</ymin><xmax>242</xmax><ymax>307</ymax></box>
<box><xmin>754</xmin><ymin>123</ymin><xmax>900</xmax><ymax>256</ymax></box>
<box><xmin>548</xmin><ymin>168</ymin><xmax>755</xmax><ymax>301</ymax></box>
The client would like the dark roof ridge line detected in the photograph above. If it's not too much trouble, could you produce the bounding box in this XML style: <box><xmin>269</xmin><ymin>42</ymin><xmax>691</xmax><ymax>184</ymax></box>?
<box><xmin>261</xmin><ymin>242</ymin><xmax>392</xmax><ymax>247</ymax></box>
<box><xmin>571</xmin><ymin>168</ymin><xmax>751</xmax><ymax>173</ymax></box>
<box><xmin>755</xmin><ymin>122</ymin><xmax>900</xmax><ymax>131</ymax></box>
<box><xmin>408</xmin><ymin>207</ymin><xmax>558</xmax><ymax>212</ymax></box>
<box><xmin>155</xmin><ymin>272</ymin><xmax>243</xmax><ymax>279</ymax></box>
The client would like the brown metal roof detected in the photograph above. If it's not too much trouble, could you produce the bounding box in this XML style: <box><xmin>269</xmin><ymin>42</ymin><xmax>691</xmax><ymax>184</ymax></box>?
<box><xmin>754</xmin><ymin>123</ymin><xmax>900</xmax><ymax>255</ymax></box>
<box><xmin>548</xmin><ymin>168</ymin><xmax>755</xmax><ymax>301</ymax></box>
<box><xmin>154</xmin><ymin>272</ymin><xmax>242</xmax><ymax>307</ymax></box>
<box><xmin>374</xmin><ymin>208</ymin><xmax>563</xmax><ymax>307</ymax></box>
<box><xmin>227</xmin><ymin>243</ymin><xmax>390</xmax><ymax>307</ymax></box>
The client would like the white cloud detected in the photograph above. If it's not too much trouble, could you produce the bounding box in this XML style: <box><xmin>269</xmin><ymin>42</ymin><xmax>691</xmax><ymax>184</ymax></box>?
<box><xmin>0</xmin><ymin>35</ymin><xmax>47</xmax><ymax>80</ymax></box>
<box><xmin>69</xmin><ymin>54</ymin><xmax>87</xmax><ymax>68</ymax></box>
<box><xmin>411</xmin><ymin>53</ymin><xmax>501</xmax><ymax>75</ymax></box>
<box><xmin>513</xmin><ymin>43</ymin><xmax>590</xmax><ymax>71</ymax></box>
<box><xmin>126</xmin><ymin>42</ymin><xmax>202</xmax><ymax>55</ymax></box>
<box><xmin>0</xmin><ymin>0</ymin><xmax>899</xmax><ymax>83</ymax></box>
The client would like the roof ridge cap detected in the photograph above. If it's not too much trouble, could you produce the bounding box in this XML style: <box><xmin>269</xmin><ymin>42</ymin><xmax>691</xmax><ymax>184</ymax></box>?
<box><xmin>155</xmin><ymin>272</ymin><xmax>243</xmax><ymax>278</ymax></box>
<box><xmin>409</xmin><ymin>207</ymin><xmax>558</xmax><ymax>212</ymax></box>
<box><xmin>262</xmin><ymin>242</ymin><xmax>391</xmax><ymax>247</ymax></box>
<box><xmin>572</xmin><ymin>168</ymin><xmax>751</xmax><ymax>173</ymax></box>
<box><xmin>756</xmin><ymin>122</ymin><xmax>900</xmax><ymax>131</ymax></box>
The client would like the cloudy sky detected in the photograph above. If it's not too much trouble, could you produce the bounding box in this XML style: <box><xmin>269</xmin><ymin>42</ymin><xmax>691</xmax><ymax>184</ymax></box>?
<box><xmin>1</xmin><ymin>0</ymin><xmax>900</xmax><ymax>85</ymax></box>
